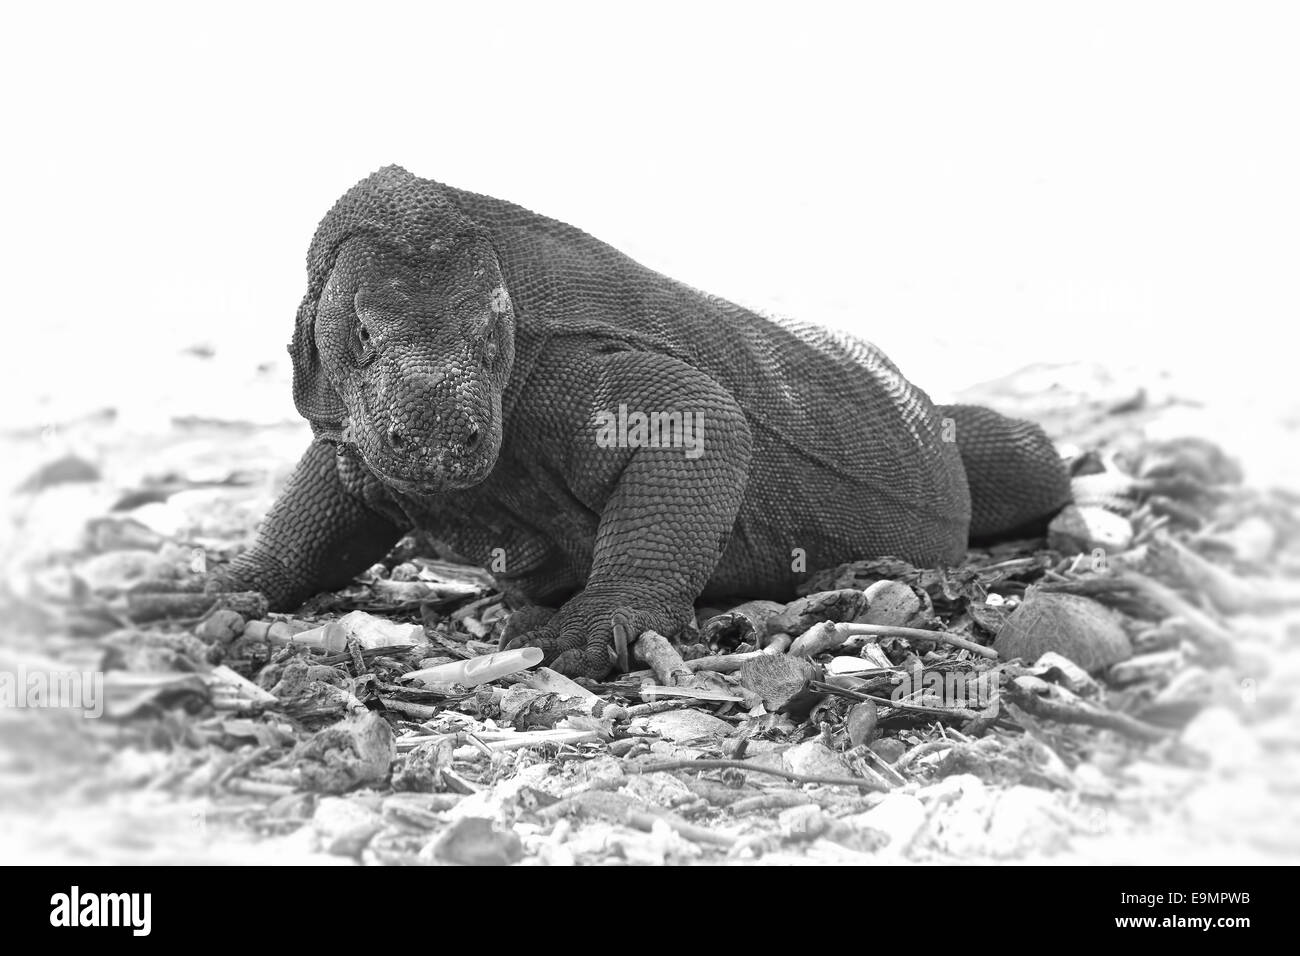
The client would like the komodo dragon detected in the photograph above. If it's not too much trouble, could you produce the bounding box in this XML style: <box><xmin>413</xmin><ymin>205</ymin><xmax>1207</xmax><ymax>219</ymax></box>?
<box><xmin>212</xmin><ymin>165</ymin><xmax>1070</xmax><ymax>677</ymax></box>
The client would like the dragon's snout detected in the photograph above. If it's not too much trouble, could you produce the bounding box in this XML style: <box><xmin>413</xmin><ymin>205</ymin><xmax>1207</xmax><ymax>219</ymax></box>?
<box><xmin>382</xmin><ymin>416</ymin><xmax>479</xmax><ymax>455</ymax></box>
<box><xmin>358</xmin><ymin>372</ymin><xmax>500</xmax><ymax>494</ymax></box>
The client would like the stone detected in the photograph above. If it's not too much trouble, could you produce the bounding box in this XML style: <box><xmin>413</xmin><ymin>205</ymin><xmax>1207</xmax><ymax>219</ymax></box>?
<box><xmin>860</xmin><ymin>580</ymin><xmax>923</xmax><ymax>627</ymax></box>
<box><xmin>993</xmin><ymin>591</ymin><xmax>1132</xmax><ymax>673</ymax></box>
<box><xmin>641</xmin><ymin>708</ymin><xmax>734</xmax><ymax>742</ymax></box>
<box><xmin>430</xmin><ymin>817</ymin><xmax>523</xmax><ymax>866</ymax></box>
<box><xmin>782</xmin><ymin>740</ymin><xmax>849</xmax><ymax>778</ymax></box>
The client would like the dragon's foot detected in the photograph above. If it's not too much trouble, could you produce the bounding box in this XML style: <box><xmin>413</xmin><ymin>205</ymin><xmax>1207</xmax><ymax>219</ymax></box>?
<box><xmin>501</xmin><ymin>588</ymin><xmax>688</xmax><ymax>679</ymax></box>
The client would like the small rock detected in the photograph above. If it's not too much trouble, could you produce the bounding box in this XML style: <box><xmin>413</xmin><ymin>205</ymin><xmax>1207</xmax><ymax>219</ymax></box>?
<box><xmin>782</xmin><ymin>740</ymin><xmax>849</xmax><ymax>778</ymax></box>
<box><xmin>993</xmin><ymin>591</ymin><xmax>1132</xmax><ymax>673</ymax></box>
<box><xmin>642</xmin><ymin>708</ymin><xmax>734</xmax><ymax>742</ymax></box>
<box><xmin>293</xmin><ymin>712</ymin><xmax>395</xmax><ymax>794</ymax></box>
<box><xmin>195</xmin><ymin>609</ymin><xmax>246</xmax><ymax>645</ymax></box>
<box><xmin>1049</xmin><ymin>504</ymin><xmax>1134</xmax><ymax>555</ymax></box>
<box><xmin>312</xmin><ymin>797</ymin><xmax>383</xmax><ymax>856</ymax></box>
<box><xmin>868</xmin><ymin>737</ymin><xmax>906</xmax><ymax>763</ymax></box>
<box><xmin>860</xmin><ymin>580</ymin><xmax>923</xmax><ymax>627</ymax></box>
<box><xmin>431</xmin><ymin>817</ymin><xmax>524</xmax><ymax>866</ymax></box>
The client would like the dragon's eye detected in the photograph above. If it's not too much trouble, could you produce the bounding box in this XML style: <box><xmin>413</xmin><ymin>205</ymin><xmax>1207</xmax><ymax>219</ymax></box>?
<box><xmin>354</xmin><ymin>323</ymin><xmax>376</xmax><ymax>365</ymax></box>
<box><xmin>483</xmin><ymin>324</ymin><xmax>499</xmax><ymax>364</ymax></box>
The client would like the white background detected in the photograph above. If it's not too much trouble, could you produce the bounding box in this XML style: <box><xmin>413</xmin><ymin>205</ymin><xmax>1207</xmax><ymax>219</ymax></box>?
<box><xmin>2</xmin><ymin>1</ymin><xmax>1296</xmax><ymax>428</ymax></box>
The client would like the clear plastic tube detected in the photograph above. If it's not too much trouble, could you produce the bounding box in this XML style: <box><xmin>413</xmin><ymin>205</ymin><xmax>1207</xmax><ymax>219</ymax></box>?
<box><xmin>289</xmin><ymin>610</ymin><xmax>422</xmax><ymax>653</ymax></box>
<box><xmin>404</xmin><ymin>647</ymin><xmax>544</xmax><ymax>688</ymax></box>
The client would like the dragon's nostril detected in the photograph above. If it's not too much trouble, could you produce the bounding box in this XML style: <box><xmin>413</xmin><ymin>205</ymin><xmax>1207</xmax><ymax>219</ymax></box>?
<box><xmin>465</xmin><ymin>422</ymin><xmax>480</xmax><ymax>448</ymax></box>
<box><xmin>387</xmin><ymin>425</ymin><xmax>407</xmax><ymax>451</ymax></box>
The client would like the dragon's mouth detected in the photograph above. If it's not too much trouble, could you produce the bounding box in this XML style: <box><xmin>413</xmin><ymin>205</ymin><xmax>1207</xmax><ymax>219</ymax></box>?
<box><xmin>365</xmin><ymin>454</ymin><xmax>493</xmax><ymax>496</ymax></box>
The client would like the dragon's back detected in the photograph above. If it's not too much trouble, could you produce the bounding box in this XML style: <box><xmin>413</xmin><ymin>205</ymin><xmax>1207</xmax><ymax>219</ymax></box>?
<box><xmin>448</xmin><ymin>185</ymin><xmax>966</xmax><ymax>531</ymax></box>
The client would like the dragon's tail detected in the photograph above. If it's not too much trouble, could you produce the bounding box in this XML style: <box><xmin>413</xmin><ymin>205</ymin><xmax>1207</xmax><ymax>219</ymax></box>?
<box><xmin>938</xmin><ymin>404</ymin><xmax>1072</xmax><ymax>544</ymax></box>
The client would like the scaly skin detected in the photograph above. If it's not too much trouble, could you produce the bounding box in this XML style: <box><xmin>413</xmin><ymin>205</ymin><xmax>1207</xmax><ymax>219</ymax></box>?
<box><xmin>218</xmin><ymin>166</ymin><xmax>1071</xmax><ymax>677</ymax></box>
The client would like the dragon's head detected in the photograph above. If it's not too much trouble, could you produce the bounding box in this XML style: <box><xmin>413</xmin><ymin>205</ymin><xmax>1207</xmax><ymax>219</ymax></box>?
<box><xmin>291</xmin><ymin>167</ymin><xmax>515</xmax><ymax>495</ymax></box>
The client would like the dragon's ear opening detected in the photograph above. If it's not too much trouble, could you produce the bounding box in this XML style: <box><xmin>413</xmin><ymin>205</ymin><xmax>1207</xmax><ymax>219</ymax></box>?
<box><xmin>290</xmin><ymin>295</ymin><xmax>348</xmax><ymax>435</ymax></box>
